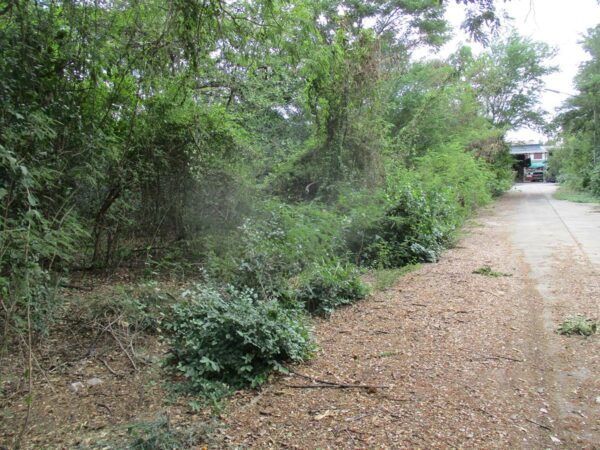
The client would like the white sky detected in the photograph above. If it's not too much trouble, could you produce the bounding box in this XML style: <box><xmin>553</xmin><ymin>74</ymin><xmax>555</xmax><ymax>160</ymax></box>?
<box><xmin>432</xmin><ymin>0</ymin><xmax>600</xmax><ymax>143</ymax></box>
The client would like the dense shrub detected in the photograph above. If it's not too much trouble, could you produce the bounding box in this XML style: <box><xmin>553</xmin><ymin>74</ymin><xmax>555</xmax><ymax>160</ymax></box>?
<box><xmin>205</xmin><ymin>202</ymin><xmax>342</xmax><ymax>299</ymax></box>
<box><xmin>293</xmin><ymin>261</ymin><xmax>369</xmax><ymax>316</ymax></box>
<box><xmin>360</xmin><ymin>185</ymin><xmax>459</xmax><ymax>268</ymax></box>
<box><xmin>164</xmin><ymin>284</ymin><xmax>314</xmax><ymax>394</ymax></box>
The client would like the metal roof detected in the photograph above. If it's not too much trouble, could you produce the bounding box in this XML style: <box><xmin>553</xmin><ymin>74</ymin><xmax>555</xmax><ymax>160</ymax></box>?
<box><xmin>510</xmin><ymin>143</ymin><xmax>545</xmax><ymax>154</ymax></box>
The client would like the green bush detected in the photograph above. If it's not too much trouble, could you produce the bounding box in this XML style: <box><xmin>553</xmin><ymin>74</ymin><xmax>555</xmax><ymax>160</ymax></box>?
<box><xmin>361</xmin><ymin>185</ymin><xmax>459</xmax><ymax>268</ymax></box>
<box><xmin>164</xmin><ymin>284</ymin><xmax>314</xmax><ymax>394</ymax></box>
<box><xmin>293</xmin><ymin>261</ymin><xmax>369</xmax><ymax>316</ymax></box>
<box><xmin>205</xmin><ymin>201</ymin><xmax>342</xmax><ymax>299</ymax></box>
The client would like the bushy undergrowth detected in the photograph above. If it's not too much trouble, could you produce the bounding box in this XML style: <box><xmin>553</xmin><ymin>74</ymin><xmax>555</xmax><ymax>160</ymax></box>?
<box><xmin>293</xmin><ymin>261</ymin><xmax>368</xmax><ymax>316</ymax></box>
<box><xmin>164</xmin><ymin>284</ymin><xmax>314</xmax><ymax>396</ymax></box>
<box><xmin>359</xmin><ymin>186</ymin><xmax>459</xmax><ymax>268</ymax></box>
<box><xmin>204</xmin><ymin>202</ymin><xmax>342</xmax><ymax>299</ymax></box>
<box><xmin>82</xmin><ymin>281</ymin><xmax>173</xmax><ymax>334</ymax></box>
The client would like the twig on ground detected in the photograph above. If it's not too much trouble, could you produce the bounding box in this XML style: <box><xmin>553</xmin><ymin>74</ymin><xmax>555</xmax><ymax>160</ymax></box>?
<box><xmin>286</xmin><ymin>368</ymin><xmax>389</xmax><ymax>390</ymax></box>
<box><xmin>59</xmin><ymin>282</ymin><xmax>93</xmax><ymax>291</ymax></box>
<box><xmin>99</xmin><ymin>357</ymin><xmax>122</xmax><ymax>377</ymax></box>
<box><xmin>473</xmin><ymin>353</ymin><xmax>523</xmax><ymax>363</ymax></box>
<box><xmin>285</xmin><ymin>383</ymin><xmax>386</xmax><ymax>390</ymax></box>
<box><xmin>524</xmin><ymin>417</ymin><xmax>552</xmax><ymax>431</ymax></box>
<box><xmin>107</xmin><ymin>327</ymin><xmax>138</xmax><ymax>371</ymax></box>
<box><xmin>97</xmin><ymin>403</ymin><xmax>112</xmax><ymax>415</ymax></box>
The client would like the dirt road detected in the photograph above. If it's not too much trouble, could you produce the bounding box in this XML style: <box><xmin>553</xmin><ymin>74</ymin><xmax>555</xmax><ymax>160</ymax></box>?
<box><xmin>220</xmin><ymin>184</ymin><xmax>600</xmax><ymax>449</ymax></box>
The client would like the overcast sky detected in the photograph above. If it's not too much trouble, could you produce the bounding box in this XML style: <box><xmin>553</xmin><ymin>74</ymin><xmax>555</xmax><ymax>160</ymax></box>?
<box><xmin>438</xmin><ymin>0</ymin><xmax>600</xmax><ymax>143</ymax></box>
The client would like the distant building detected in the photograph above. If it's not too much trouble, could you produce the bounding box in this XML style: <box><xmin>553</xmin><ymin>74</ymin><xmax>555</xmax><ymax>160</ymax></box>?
<box><xmin>510</xmin><ymin>143</ymin><xmax>549</xmax><ymax>162</ymax></box>
<box><xmin>509</xmin><ymin>143</ymin><xmax>552</xmax><ymax>182</ymax></box>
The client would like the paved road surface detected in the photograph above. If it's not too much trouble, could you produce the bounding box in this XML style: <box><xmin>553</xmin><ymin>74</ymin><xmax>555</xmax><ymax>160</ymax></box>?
<box><xmin>502</xmin><ymin>183</ymin><xmax>600</xmax><ymax>447</ymax></box>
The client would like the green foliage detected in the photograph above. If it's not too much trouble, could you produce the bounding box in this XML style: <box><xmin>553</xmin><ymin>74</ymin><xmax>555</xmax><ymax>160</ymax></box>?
<box><xmin>472</xmin><ymin>266</ymin><xmax>512</xmax><ymax>277</ymax></box>
<box><xmin>360</xmin><ymin>183</ymin><xmax>459</xmax><ymax>268</ymax></box>
<box><xmin>205</xmin><ymin>201</ymin><xmax>342</xmax><ymax>299</ymax></box>
<box><xmin>557</xmin><ymin>315</ymin><xmax>599</xmax><ymax>337</ymax></box>
<box><xmin>293</xmin><ymin>261</ymin><xmax>369</xmax><ymax>316</ymax></box>
<box><xmin>164</xmin><ymin>284</ymin><xmax>314</xmax><ymax>395</ymax></box>
<box><xmin>589</xmin><ymin>165</ymin><xmax>600</xmax><ymax>198</ymax></box>
<box><xmin>0</xmin><ymin>0</ymin><xmax>519</xmax><ymax>380</ymax></box>
<box><xmin>554</xmin><ymin>25</ymin><xmax>600</xmax><ymax>192</ymax></box>
<box><xmin>468</xmin><ymin>31</ymin><xmax>557</xmax><ymax>130</ymax></box>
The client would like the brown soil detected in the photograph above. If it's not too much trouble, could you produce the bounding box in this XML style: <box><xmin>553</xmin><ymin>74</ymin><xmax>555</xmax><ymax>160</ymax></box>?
<box><xmin>0</xmin><ymin>278</ymin><xmax>212</xmax><ymax>450</ymax></box>
<box><xmin>2</xmin><ymin>195</ymin><xmax>599</xmax><ymax>449</ymax></box>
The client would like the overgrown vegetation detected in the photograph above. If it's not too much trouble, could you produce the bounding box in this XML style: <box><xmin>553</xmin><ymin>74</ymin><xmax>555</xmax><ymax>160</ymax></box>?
<box><xmin>0</xmin><ymin>1</ymin><xmax>558</xmax><ymax>445</ymax></box>
<box><xmin>551</xmin><ymin>25</ymin><xmax>600</xmax><ymax>195</ymax></box>
<box><xmin>557</xmin><ymin>315</ymin><xmax>599</xmax><ymax>337</ymax></box>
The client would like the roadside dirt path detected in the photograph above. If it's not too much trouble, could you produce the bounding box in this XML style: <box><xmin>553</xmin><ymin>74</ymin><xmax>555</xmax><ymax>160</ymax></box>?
<box><xmin>219</xmin><ymin>184</ymin><xmax>600</xmax><ymax>449</ymax></box>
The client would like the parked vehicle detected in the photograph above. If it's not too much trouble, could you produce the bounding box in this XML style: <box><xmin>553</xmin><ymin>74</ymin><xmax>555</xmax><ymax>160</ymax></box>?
<box><xmin>525</xmin><ymin>162</ymin><xmax>546</xmax><ymax>182</ymax></box>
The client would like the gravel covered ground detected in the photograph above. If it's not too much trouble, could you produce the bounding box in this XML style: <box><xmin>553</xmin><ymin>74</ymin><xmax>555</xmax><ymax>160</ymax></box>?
<box><xmin>220</xmin><ymin>185</ymin><xmax>600</xmax><ymax>449</ymax></box>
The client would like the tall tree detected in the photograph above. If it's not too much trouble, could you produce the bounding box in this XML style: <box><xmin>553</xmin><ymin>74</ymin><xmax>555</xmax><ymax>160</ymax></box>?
<box><xmin>468</xmin><ymin>31</ymin><xmax>556</xmax><ymax>130</ymax></box>
<box><xmin>555</xmin><ymin>25</ymin><xmax>600</xmax><ymax>193</ymax></box>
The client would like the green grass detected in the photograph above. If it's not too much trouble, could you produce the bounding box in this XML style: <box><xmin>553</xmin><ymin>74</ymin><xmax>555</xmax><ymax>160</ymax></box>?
<box><xmin>472</xmin><ymin>265</ymin><xmax>512</xmax><ymax>277</ymax></box>
<box><xmin>372</xmin><ymin>264</ymin><xmax>421</xmax><ymax>291</ymax></box>
<box><xmin>557</xmin><ymin>315</ymin><xmax>599</xmax><ymax>337</ymax></box>
<box><xmin>553</xmin><ymin>187</ymin><xmax>600</xmax><ymax>204</ymax></box>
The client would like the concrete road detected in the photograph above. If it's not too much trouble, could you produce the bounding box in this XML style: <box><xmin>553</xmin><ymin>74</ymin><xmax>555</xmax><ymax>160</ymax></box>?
<box><xmin>500</xmin><ymin>183</ymin><xmax>600</xmax><ymax>446</ymax></box>
<box><xmin>507</xmin><ymin>183</ymin><xmax>600</xmax><ymax>269</ymax></box>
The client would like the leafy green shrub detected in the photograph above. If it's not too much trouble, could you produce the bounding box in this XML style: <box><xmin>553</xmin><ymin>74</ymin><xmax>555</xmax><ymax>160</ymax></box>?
<box><xmin>589</xmin><ymin>165</ymin><xmax>600</xmax><ymax>198</ymax></box>
<box><xmin>205</xmin><ymin>201</ymin><xmax>342</xmax><ymax>299</ymax></box>
<box><xmin>557</xmin><ymin>315</ymin><xmax>599</xmax><ymax>337</ymax></box>
<box><xmin>164</xmin><ymin>284</ymin><xmax>314</xmax><ymax>394</ymax></box>
<box><xmin>416</xmin><ymin>144</ymin><xmax>494</xmax><ymax>212</ymax></box>
<box><xmin>361</xmin><ymin>186</ymin><xmax>459</xmax><ymax>268</ymax></box>
<box><xmin>293</xmin><ymin>261</ymin><xmax>369</xmax><ymax>316</ymax></box>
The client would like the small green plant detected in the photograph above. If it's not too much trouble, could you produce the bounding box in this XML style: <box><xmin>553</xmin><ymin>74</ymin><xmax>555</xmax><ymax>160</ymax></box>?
<box><xmin>164</xmin><ymin>284</ymin><xmax>314</xmax><ymax>397</ymax></box>
<box><xmin>378</xmin><ymin>351</ymin><xmax>398</xmax><ymax>358</ymax></box>
<box><xmin>293</xmin><ymin>261</ymin><xmax>369</xmax><ymax>316</ymax></box>
<box><xmin>473</xmin><ymin>266</ymin><xmax>512</xmax><ymax>277</ymax></box>
<box><xmin>359</xmin><ymin>186</ymin><xmax>459</xmax><ymax>268</ymax></box>
<box><xmin>557</xmin><ymin>315</ymin><xmax>599</xmax><ymax>337</ymax></box>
